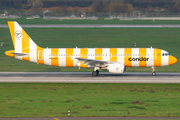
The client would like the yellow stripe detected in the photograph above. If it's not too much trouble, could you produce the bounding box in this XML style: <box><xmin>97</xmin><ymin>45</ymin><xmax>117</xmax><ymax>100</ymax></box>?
<box><xmin>66</xmin><ymin>48</ymin><xmax>73</xmax><ymax>67</ymax></box>
<box><xmin>124</xmin><ymin>48</ymin><xmax>132</xmax><ymax>67</ymax></box>
<box><xmin>139</xmin><ymin>48</ymin><xmax>146</xmax><ymax>67</ymax></box>
<box><xmin>8</xmin><ymin>22</ymin><xmax>15</xmax><ymax>49</ymax></box>
<box><xmin>154</xmin><ymin>49</ymin><xmax>161</xmax><ymax>67</ymax></box>
<box><xmin>5</xmin><ymin>50</ymin><xmax>15</xmax><ymax>57</ymax></box>
<box><xmin>110</xmin><ymin>48</ymin><xmax>117</xmax><ymax>62</ymax></box>
<box><xmin>80</xmin><ymin>48</ymin><xmax>88</xmax><ymax>68</ymax></box>
<box><xmin>51</xmin><ymin>48</ymin><xmax>59</xmax><ymax>66</ymax></box>
<box><xmin>95</xmin><ymin>48</ymin><xmax>102</xmax><ymax>60</ymax></box>
<box><xmin>22</xmin><ymin>29</ymin><xmax>30</xmax><ymax>61</ymax></box>
<box><xmin>37</xmin><ymin>46</ymin><xmax>44</xmax><ymax>64</ymax></box>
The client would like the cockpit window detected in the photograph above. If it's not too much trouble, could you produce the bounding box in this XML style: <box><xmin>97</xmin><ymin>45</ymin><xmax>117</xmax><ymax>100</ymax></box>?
<box><xmin>162</xmin><ymin>53</ymin><xmax>170</xmax><ymax>56</ymax></box>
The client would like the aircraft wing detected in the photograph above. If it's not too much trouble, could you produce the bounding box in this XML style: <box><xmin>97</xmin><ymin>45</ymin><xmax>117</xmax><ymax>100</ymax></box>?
<box><xmin>75</xmin><ymin>57</ymin><xmax>114</xmax><ymax>66</ymax></box>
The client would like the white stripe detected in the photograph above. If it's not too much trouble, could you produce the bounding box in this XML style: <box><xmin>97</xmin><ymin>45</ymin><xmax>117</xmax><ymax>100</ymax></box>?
<box><xmin>88</xmin><ymin>48</ymin><xmax>95</xmax><ymax>59</ymax></box>
<box><xmin>146</xmin><ymin>48</ymin><xmax>153</xmax><ymax>67</ymax></box>
<box><xmin>29</xmin><ymin>38</ymin><xmax>37</xmax><ymax>63</ymax></box>
<box><xmin>59</xmin><ymin>49</ymin><xmax>66</xmax><ymax>67</ymax></box>
<box><xmin>117</xmin><ymin>48</ymin><xmax>124</xmax><ymax>64</ymax></box>
<box><xmin>102</xmin><ymin>48</ymin><xmax>109</xmax><ymax>61</ymax></box>
<box><xmin>44</xmin><ymin>48</ymin><xmax>51</xmax><ymax>66</ymax></box>
<box><xmin>161</xmin><ymin>50</ymin><xmax>168</xmax><ymax>66</ymax></box>
<box><xmin>131</xmin><ymin>48</ymin><xmax>139</xmax><ymax>67</ymax></box>
<box><xmin>14</xmin><ymin>22</ymin><xmax>22</xmax><ymax>60</ymax></box>
<box><xmin>73</xmin><ymin>48</ymin><xmax>81</xmax><ymax>67</ymax></box>
<box><xmin>73</xmin><ymin>48</ymin><xmax>80</xmax><ymax>67</ymax></box>
<box><xmin>152</xmin><ymin>48</ymin><xmax>154</xmax><ymax>67</ymax></box>
<box><xmin>87</xmin><ymin>48</ymin><xmax>95</xmax><ymax>67</ymax></box>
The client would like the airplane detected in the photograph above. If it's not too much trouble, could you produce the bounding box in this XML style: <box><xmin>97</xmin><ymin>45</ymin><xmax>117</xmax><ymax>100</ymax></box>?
<box><xmin>5</xmin><ymin>21</ymin><xmax>177</xmax><ymax>76</ymax></box>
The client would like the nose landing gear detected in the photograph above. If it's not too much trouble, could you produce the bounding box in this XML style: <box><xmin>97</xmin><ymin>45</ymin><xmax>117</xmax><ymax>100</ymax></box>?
<box><xmin>151</xmin><ymin>67</ymin><xmax>156</xmax><ymax>76</ymax></box>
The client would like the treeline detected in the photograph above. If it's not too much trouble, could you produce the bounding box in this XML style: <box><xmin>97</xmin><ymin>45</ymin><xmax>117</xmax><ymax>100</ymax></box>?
<box><xmin>0</xmin><ymin>0</ymin><xmax>180</xmax><ymax>13</ymax></box>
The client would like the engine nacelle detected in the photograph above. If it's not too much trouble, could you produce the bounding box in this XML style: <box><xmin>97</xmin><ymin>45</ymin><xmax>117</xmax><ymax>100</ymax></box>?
<box><xmin>107</xmin><ymin>63</ymin><xmax>125</xmax><ymax>74</ymax></box>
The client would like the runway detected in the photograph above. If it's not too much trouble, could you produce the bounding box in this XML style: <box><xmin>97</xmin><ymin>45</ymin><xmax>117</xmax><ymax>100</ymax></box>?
<box><xmin>1</xmin><ymin>24</ymin><xmax>180</xmax><ymax>28</ymax></box>
<box><xmin>0</xmin><ymin>72</ymin><xmax>180</xmax><ymax>83</ymax></box>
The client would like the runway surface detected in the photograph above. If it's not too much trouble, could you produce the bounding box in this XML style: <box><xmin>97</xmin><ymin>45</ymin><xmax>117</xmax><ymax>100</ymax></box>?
<box><xmin>0</xmin><ymin>72</ymin><xmax>180</xmax><ymax>83</ymax></box>
<box><xmin>1</xmin><ymin>24</ymin><xmax>180</xmax><ymax>28</ymax></box>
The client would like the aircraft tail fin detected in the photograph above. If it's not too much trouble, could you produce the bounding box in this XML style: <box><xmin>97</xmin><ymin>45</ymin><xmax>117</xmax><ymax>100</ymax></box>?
<box><xmin>7</xmin><ymin>21</ymin><xmax>39</xmax><ymax>52</ymax></box>
<box><xmin>7</xmin><ymin>21</ymin><xmax>43</xmax><ymax>61</ymax></box>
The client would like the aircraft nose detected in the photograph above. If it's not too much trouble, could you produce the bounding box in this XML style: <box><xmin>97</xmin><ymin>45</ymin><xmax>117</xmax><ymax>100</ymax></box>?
<box><xmin>169</xmin><ymin>55</ymin><xmax>177</xmax><ymax>65</ymax></box>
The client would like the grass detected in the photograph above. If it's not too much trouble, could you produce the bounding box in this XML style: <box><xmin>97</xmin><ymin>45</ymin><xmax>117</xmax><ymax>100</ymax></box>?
<box><xmin>0</xmin><ymin>83</ymin><xmax>180</xmax><ymax>117</ymax></box>
<box><xmin>2</xmin><ymin>17</ymin><xmax>180</xmax><ymax>24</ymax></box>
<box><xmin>0</xmin><ymin>27</ymin><xmax>179</xmax><ymax>72</ymax></box>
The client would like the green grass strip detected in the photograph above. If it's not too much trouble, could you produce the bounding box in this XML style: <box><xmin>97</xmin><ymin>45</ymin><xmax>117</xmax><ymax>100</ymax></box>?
<box><xmin>0</xmin><ymin>83</ymin><xmax>180</xmax><ymax>117</ymax></box>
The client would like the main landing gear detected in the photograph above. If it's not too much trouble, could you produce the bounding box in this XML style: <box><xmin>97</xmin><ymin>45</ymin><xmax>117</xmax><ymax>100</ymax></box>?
<box><xmin>92</xmin><ymin>67</ymin><xmax>99</xmax><ymax>76</ymax></box>
<box><xmin>151</xmin><ymin>67</ymin><xmax>156</xmax><ymax>76</ymax></box>
<box><xmin>92</xmin><ymin>70</ymin><xmax>99</xmax><ymax>76</ymax></box>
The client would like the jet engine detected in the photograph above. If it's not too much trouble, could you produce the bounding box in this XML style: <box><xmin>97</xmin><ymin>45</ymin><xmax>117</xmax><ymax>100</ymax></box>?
<box><xmin>107</xmin><ymin>63</ymin><xmax>125</xmax><ymax>74</ymax></box>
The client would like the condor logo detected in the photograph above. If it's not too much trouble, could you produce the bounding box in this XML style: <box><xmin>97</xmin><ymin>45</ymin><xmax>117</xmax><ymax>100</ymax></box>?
<box><xmin>15</xmin><ymin>30</ymin><xmax>22</xmax><ymax>38</ymax></box>
<box><xmin>128</xmin><ymin>57</ymin><xmax>149</xmax><ymax>61</ymax></box>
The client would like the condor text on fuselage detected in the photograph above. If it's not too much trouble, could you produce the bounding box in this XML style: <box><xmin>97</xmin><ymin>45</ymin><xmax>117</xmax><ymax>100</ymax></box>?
<box><xmin>129</xmin><ymin>57</ymin><xmax>149</xmax><ymax>61</ymax></box>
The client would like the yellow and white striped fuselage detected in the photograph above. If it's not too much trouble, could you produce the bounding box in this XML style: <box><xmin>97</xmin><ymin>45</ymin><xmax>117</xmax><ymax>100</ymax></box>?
<box><xmin>7</xmin><ymin>48</ymin><xmax>176</xmax><ymax>68</ymax></box>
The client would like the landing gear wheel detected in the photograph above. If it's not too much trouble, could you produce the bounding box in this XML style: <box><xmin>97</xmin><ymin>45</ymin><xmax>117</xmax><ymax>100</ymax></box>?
<box><xmin>151</xmin><ymin>67</ymin><xmax>156</xmax><ymax>76</ymax></box>
<box><xmin>96</xmin><ymin>70</ymin><xmax>99</xmax><ymax>76</ymax></box>
<box><xmin>152</xmin><ymin>72</ymin><xmax>156</xmax><ymax>76</ymax></box>
<box><xmin>92</xmin><ymin>67</ymin><xmax>100</xmax><ymax>76</ymax></box>
<box><xmin>92</xmin><ymin>71</ymin><xmax>98</xmax><ymax>76</ymax></box>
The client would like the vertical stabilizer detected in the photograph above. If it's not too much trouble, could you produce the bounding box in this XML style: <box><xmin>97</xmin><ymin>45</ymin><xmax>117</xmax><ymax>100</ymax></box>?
<box><xmin>7</xmin><ymin>21</ymin><xmax>42</xmax><ymax>61</ymax></box>
<box><xmin>8</xmin><ymin>21</ymin><xmax>38</xmax><ymax>52</ymax></box>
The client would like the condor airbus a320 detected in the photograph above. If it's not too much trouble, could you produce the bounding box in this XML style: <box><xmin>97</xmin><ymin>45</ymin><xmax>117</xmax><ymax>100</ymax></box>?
<box><xmin>5</xmin><ymin>21</ymin><xmax>177</xmax><ymax>76</ymax></box>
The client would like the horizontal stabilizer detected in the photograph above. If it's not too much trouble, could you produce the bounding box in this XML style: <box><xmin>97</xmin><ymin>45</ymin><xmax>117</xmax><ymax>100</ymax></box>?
<box><xmin>5</xmin><ymin>50</ymin><xmax>29</xmax><ymax>57</ymax></box>
<box><xmin>9</xmin><ymin>52</ymin><xmax>29</xmax><ymax>56</ymax></box>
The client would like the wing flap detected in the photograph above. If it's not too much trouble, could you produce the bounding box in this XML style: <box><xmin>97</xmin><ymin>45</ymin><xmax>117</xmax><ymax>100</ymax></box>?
<box><xmin>75</xmin><ymin>57</ymin><xmax>113</xmax><ymax>67</ymax></box>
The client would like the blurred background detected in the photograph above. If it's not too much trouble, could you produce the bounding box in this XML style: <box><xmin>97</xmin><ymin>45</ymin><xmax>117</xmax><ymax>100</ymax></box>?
<box><xmin>1</xmin><ymin>0</ymin><xmax>180</xmax><ymax>20</ymax></box>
